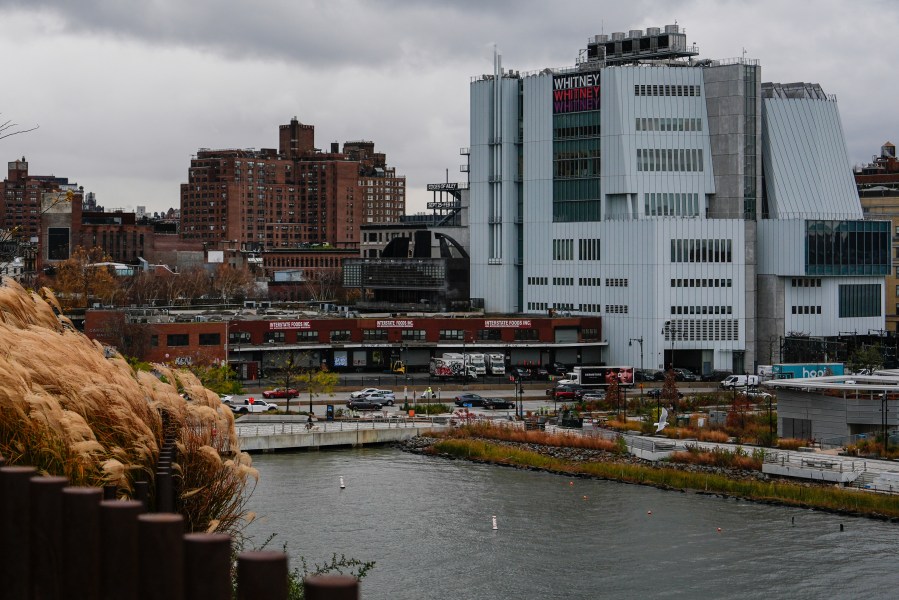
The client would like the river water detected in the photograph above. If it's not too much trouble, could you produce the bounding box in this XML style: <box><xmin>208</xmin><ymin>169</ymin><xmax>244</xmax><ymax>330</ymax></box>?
<box><xmin>245</xmin><ymin>447</ymin><xmax>899</xmax><ymax>600</ymax></box>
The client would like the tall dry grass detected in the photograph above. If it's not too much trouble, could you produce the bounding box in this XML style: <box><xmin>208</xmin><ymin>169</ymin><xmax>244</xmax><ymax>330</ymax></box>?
<box><xmin>443</xmin><ymin>422</ymin><xmax>620</xmax><ymax>452</ymax></box>
<box><xmin>0</xmin><ymin>277</ymin><xmax>255</xmax><ymax>535</ymax></box>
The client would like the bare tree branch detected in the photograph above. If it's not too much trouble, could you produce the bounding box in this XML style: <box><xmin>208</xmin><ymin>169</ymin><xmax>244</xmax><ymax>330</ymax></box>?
<box><xmin>0</xmin><ymin>115</ymin><xmax>40</xmax><ymax>140</ymax></box>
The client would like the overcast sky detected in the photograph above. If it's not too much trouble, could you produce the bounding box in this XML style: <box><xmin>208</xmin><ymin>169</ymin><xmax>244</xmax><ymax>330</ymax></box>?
<box><xmin>1</xmin><ymin>0</ymin><xmax>896</xmax><ymax>215</ymax></box>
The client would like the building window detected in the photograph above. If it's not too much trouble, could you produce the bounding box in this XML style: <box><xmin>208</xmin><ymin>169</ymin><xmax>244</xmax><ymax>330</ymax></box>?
<box><xmin>439</xmin><ymin>329</ymin><xmax>464</xmax><ymax>341</ymax></box>
<box><xmin>151</xmin><ymin>335</ymin><xmax>158</xmax><ymax>347</ymax></box>
<box><xmin>264</xmin><ymin>331</ymin><xmax>285</xmax><ymax>344</ymax></box>
<box><xmin>578</xmin><ymin>238</ymin><xmax>600</xmax><ymax>260</ymax></box>
<box><xmin>199</xmin><ymin>333</ymin><xmax>221</xmax><ymax>346</ymax></box>
<box><xmin>229</xmin><ymin>331</ymin><xmax>251</xmax><ymax>344</ymax></box>
<box><xmin>670</xmin><ymin>239</ymin><xmax>733</xmax><ymax>263</ymax></box>
<box><xmin>806</xmin><ymin>220</ymin><xmax>890</xmax><ymax>276</ymax></box>
<box><xmin>582</xmin><ymin>328</ymin><xmax>599</xmax><ymax>340</ymax></box>
<box><xmin>553</xmin><ymin>239</ymin><xmax>574</xmax><ymax>260</ymax></box>
<box><xmin>513</xmin><ymin>329</ymin><xmax>539</xmax><ymax>341</ymax></box>
<box><xmin>362</xmin><ymin>329</ymin><xmax>388</xmax><ymax>341</ymax></box>
<box><xmin>401</xmin><ymin>329</ymin><xmax>426</xmax><ymax>341</ymax></box>
<box><xmin>330</xmin><ymin>330</ymin><xmax>352</xmax><ymax>342</ymax></box>
<box><xmin>477</xmin><ymin>329</ymin><xmax>502</xmax><ymax>341</ymax></box>
<box><xmin>167</xmin><ymin>333</ymin><xmax>189</xmax><ymax>347</ymax></box>
<box><xmin>838</xmin><ymin>284</ymin><xmax>882</xmax><ymax>318</ymax></box>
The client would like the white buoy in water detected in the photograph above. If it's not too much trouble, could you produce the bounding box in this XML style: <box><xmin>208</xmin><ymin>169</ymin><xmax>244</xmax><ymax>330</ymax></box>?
<box><xmin>492</xmin><ymin>515</ymin><xmax>498</xmax><ymax>530</ymax></box>
<box><xmin>339</xmin><ymin>476</ymin><xmax>345</xmax><ymax>489</ymax></box>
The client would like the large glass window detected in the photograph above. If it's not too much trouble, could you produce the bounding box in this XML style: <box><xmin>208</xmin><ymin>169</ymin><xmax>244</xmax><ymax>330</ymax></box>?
<box><xmin>199</xmin><ymin>333</ymin><xmax>221</xmax><ymax>346</ymax></box>
<box><xmin>167</xmin><ymin>334</ymin><xmax>189</xmax><ymax>347</ymax></box>
<box><xmin>806</xmin><ymin>220</ymin><xmax>890</xmax><ymax>276</ymax></box>
<box><xmin>553</xmin><ymin>111</ymin><xmax>601</xmax><ymax>223</ymax></box>
<box><xmin>838</xmin><ymin>284</ymin><xmax>881</xmax><ymax>318</ymax></box>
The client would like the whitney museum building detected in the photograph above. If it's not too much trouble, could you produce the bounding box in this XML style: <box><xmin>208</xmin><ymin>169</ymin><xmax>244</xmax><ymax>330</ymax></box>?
<box><xmin>468</xmin><ymin>24</ymin><xmax>889</xmax><ymax>376</ymax></box>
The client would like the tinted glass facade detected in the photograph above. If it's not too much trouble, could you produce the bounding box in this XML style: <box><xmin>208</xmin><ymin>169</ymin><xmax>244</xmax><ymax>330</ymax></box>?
<box><xmin>838</xmin><ymin>284</ymin><xmax>881</xmax><ymax>318</ymax></box>
<box><xmin>805</xmin><ymin>220</ymin><xmax>890</xmax><ymax>275</ymax></box>
<box><xmin>553</xmin><ymin>105</ymin><xmax>602</xmax><ymax>222</ymax></box>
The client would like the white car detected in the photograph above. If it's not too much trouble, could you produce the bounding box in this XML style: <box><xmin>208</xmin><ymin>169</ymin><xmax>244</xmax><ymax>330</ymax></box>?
<box><xmin>229</xmin><ymin>399</ymin><xmax>279</xmax><ymax>414</ymax></box>
<box><xmin>350</xmin><ymin>388</ymin><xmax>393</xmax><ymax>399</ymax></box>
<box><xmin>220</xmin><ymin>395</ymin><xmax>234</xmax><ymax>404</ymax></box>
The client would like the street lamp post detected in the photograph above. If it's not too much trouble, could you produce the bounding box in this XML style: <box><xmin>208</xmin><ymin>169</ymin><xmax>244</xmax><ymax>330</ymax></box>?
<box><xmin>882</xmin><ymin>391</ymin><xmax>888</xmax><ymax>455</ymax></box>
<box><xmin>629</xmin><ymin>337</ymin><xmax>644</xmax><ymax>408</ymax></box>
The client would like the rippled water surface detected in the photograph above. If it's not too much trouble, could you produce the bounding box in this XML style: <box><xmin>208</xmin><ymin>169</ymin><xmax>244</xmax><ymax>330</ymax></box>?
<box><xmin>245</xmin><ymin>448</ymin><xmax>899</xmax><ymax>600</ymax></box>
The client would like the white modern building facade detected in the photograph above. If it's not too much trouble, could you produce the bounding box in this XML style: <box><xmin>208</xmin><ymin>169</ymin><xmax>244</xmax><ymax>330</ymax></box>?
<box><xmin>469</xmin><ymin>26</ymin><xmax>889</xmax><ymax>375</ymax></box>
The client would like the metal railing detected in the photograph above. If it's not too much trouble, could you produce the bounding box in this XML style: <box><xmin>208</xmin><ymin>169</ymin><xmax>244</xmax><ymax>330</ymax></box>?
<box><xmin>763</xmin><ymin>451</ymin><xmax>865</xmax><ymax>473</ymax></box>
<box><xmin>235</xmin><ymin>417</ymin><xmax>450</xmax><ymax>438</ymax></box>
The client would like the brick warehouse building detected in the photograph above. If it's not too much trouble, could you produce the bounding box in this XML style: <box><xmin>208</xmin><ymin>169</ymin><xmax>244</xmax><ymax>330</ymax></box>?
<box><xmin>179</xmin><ymin>117</ymin><xmax>406</xmax><ymax>253</ymax></box>
<box><xmin>84</xmin><ymin>310</ymin><xmax>604</xmax><ymax>381</ymax></box>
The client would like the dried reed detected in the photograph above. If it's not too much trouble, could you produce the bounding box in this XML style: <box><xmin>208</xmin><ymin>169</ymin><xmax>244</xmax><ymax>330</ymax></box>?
<box><xmin>0</xmin><ymin>276</ymin><xmax>254</xmax><ymax>534</ymax></box>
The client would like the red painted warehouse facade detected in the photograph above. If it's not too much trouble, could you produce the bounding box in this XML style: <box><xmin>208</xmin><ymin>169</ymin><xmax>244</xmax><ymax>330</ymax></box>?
<box><xmin>85</xmin><ymin>311</ymin><xmax>605</xmax><ymax>380</ymax></box>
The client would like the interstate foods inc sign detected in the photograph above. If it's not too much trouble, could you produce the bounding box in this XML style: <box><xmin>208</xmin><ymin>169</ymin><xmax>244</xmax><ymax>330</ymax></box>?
<box><xmin>484</xmin><ymin>320</ymin><xmax>532</xmax><ymax>328</ymax></box>
<box><xmin>553</xmin><ymin>72</ymin><xmax>600</xmax><ymax>114</ymax></box>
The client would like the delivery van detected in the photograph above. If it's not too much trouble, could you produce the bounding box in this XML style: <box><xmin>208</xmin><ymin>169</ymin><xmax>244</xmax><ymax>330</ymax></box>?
<box><xmin>720</xmin><ymin>374</ymin><xmax>760</xmax><ymax>389</ymax></box>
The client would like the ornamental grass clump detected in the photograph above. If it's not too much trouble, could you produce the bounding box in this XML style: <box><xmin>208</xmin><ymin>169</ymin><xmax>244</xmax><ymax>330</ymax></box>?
<box><xmin>444</xmin><ymin>422</ymin><xmax>619</xmax><ymax>452</ymax></box>
<box><xmin>0</xmin><ymin>277</ymin><xmax>255</xmax><ymax>535</ymax></box>
<box><xmin>667</xmin><ymin>445</ymin><xmax>763</xmax><ymax>470</ymax></box>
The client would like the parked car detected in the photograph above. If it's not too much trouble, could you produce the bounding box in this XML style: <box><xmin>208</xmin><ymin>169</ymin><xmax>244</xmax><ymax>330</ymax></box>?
<box><xmin>701</xmin><ymin>370</ymin><xmax>733</xmax><ymax>382</ymax></box>
<box><xmin>262</xmin><ymin>387</ymin><xmax>298</xmax><ymax>399</ymax></box>
<box><xmin>230</xmin><ymin>399</ymin><xmax>279</xmax><ymax>414</ymax></box>
<box><xmin>534</xmin><ymin>367</ymin><xmax>551</xmax><ymax>381</ymax></box>
<box><xmin>482</xmin><ymin>397</ymin><xmax>515</xmax><ymax>409</ymax></box>
<box><xmin>219</xmin><ymin>395</ymin><xmax>234</xmax><ymax>404</ymax></box>
<box><xmin>360</xmin><ymin>391</ymin><xmax>396</xmax><ymax>406</ymax></box>
<box><xmin>454</xmin><ymin>393</ymin><xmax>486</xmax><ymax>407</ymax></box>
<box><xmin>350</xmin><ymin>387</ymin><xmax>393</xmax><ymax>399</ymax></box>
<box><xmin>742</xmin><ymin>389</ymin><xmax>773</xmax><ymax>401</ymax></box>
<box><xmin>580</xmin><ymin>391</ymin><xmax>606</xmax><ymax>402</ymax></box>
<box><xmin>549</xmin><ymin>362</ymin><xmax>568</xmax><ymax>376</ymax></box>
<box><xmin>634</xmin><ymin>369</ymin><xmax>658</xmax><ymax>382</ymax></box>
<box><xmin>546</xmin><ymin>384</ymin><xmax>583</xmax><ymax>400</ymax></box>
<box><xmin>346</xmin><ymin>398</ymin><xmax>385</xmax><ymax>410</ymax></box>
<box><xmin>510</xmin><ymin>367</ymin><xmax>532</xmax><ymax>380</ymax></box>
<box><xmin>673</xmin><ymin>368</ymin><xmax>699</xmax><ymax>382</ymax></box>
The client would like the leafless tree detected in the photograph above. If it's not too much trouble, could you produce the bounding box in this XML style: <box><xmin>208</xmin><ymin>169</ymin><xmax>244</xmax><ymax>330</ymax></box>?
<box><xmin>0</xmin><ymin>114</ymin><xmax>39</xmax><ymax>140</ymax></box>
<box><xmin>209</xmin><ymin>263</ymin><xmax>255</xmax><ymax>302</ymax></box>
<box><xmin>303</xmin><ymin>268</ymin><xmax>341</xmax><ymax>302</ymax></box>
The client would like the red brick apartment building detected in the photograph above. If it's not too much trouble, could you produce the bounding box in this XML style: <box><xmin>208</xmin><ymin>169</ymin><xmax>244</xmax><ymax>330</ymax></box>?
<box><xmin>179</xmin><ymin>118</ymin><xmax>405</xmax><ymax>252</ymax></box>
<box><xmin>1</xmin><ymin>157</ymin><xmax>82</xmax><ymax>251</ymax></box>
<box><xmin>84</xmin><ymin>311</ymin><xmax>604</xmax><ymax>381</ymax></box>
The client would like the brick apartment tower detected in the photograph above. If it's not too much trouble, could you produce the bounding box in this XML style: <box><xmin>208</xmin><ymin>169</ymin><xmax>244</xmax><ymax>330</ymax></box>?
<box><xmin>180</xmin><ymin>118</ymin><xmax>405</xmax><ymax>249</ymax></box>
<box><xmin>1</xmin><ymin>157</ymin><xmax>82</xmax><ymax>245</ymax></box>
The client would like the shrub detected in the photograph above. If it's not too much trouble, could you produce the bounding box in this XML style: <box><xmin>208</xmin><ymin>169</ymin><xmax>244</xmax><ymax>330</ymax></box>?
<box><xmin>443</xmin><ymin>423</ymin><xmax>621</xmax><ymax>453</ymax></box>
<box><xmin>697</xmin><ymin>429</ymin><xmax>730</xmax><ymax>443</ymax></box>
<box><xmin>776</xmin><ymin>438</ymin><xmax>806</xmax><ymax>450</ymax></box>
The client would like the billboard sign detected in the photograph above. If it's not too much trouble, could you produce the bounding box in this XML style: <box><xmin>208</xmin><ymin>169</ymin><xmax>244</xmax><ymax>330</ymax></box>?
<box><xmin>553</xmin><ymin>72</ymin><xmax>601</xmax><ymax>114</ymax></box>
<box><xmin>772</xmin><ymin>363</ymin><xmax>845</xmax><ymax>379</ymax></box>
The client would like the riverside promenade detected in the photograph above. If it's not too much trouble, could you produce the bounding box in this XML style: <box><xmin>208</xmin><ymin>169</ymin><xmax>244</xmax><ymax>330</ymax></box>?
<box><xmin>235</xmin><ymin>416</ymin><xmax>450</xmax><ymax>452</ymax></box>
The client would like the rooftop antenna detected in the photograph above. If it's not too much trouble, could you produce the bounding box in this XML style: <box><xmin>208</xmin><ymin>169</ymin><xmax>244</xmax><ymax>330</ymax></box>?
<box><xmin>742</xmin><ymin>47</ymin><xmax>747</xmax><ymax>60</ymax></box>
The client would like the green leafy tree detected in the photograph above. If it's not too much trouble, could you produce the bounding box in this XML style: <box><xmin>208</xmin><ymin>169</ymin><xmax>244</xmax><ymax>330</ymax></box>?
<box><xmin>192</xmin><ymin>363</ymin><xmax>243</xmax><ymax>396</ymax></box>
<box><xmin>847</xmin><ymin>344</ymin><xmax>883</xmax><ymax>374</ymax></box>
<box><xmin>299</xmin><ymin>367</ymin><xmax>339</xmax><ymax>415</ymax></box>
